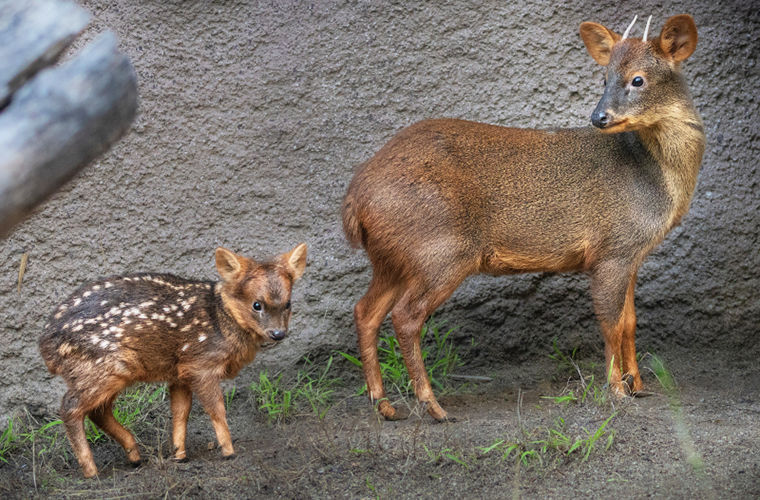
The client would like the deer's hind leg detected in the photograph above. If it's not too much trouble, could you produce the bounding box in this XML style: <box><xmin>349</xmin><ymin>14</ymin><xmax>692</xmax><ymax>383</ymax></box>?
<box><xmin>354</xmin><ymin>275</ymin><xmax>402</xmax><ymax>419</ymax></box>
<box><xmin>390</xmin><ymin>267</ymin><xmax>470</xmax><ymax>421</ymax></box>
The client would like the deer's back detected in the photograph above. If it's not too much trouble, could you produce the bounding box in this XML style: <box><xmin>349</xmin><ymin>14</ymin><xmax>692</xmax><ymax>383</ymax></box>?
<box><xmin>347</xmin><ymin>118</ymin><xmax>670</xmax><ymax>274</ymax></box>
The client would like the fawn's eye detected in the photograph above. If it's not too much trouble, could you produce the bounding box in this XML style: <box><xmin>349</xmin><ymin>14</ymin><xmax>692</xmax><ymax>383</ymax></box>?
<box><xmin>252</xmin><ymin>302</ymin><xmax>262</xmax><ymax>312</ymax></box>
<box><xmin>285</xmin><ymin>301</ymin><xmax>291</xmax><ymax>310</ymax></box>
<box><xmin>631</xmin><ymin>76</ymin><xmax>644</xmax><ymax>87</ymax></box>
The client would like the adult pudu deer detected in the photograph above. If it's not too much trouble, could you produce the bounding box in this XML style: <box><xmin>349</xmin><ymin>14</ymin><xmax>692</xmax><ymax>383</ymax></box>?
<box><xmin>39</xmin><ymin>244</ymin><xmax>307</xmax><ymax>477</ymax></box>
<box><xmin>342</xmin><ymin>15</ymin><xmax>704</xmax><ymax>421</ymax></box>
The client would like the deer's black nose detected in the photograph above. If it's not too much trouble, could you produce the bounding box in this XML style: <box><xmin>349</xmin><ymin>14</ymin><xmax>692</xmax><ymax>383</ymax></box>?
<box><xmin>592</xmin><ymin>110</ymin><xmax>610</xmax><ymax>128</ymax></box>
<box><xmin>268</xmin><ymin>329</ymin><xmax>286</xmax><ymax>341</ymax></box>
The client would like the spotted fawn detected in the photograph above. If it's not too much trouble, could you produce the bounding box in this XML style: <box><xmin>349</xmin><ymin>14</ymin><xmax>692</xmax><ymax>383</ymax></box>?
<box><xmin>39</xmin><ymin>244</ymin><xmax>307</xmax><ymax>477</ymax></box>
<box><xmin>342</xmin><ymin>15</ymin><xmax>704</xmax><ymax>421</ymax></box>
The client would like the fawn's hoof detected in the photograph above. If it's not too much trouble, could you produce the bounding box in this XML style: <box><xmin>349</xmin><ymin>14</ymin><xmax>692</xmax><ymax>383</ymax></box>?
<box><xmin>82</xmin><ymin>465</ymin><xmax>98</xmax><ymax>479</ymax></box>
<box><xmin>125</xmin><ymin>447</ymin><xmax>141</xmax><ymax>464</ymax></box>
<box><xmin>222</xmin><ymin>453</ymin><xmax>237</xmax><ymax>461</ymax></box>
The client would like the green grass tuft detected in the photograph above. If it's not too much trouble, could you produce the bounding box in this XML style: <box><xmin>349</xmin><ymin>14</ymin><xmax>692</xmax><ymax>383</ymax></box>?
<box><xmin>337</xmin><ymin>317</ymin><xmax>463</xmax><ymax>397</ymax></box>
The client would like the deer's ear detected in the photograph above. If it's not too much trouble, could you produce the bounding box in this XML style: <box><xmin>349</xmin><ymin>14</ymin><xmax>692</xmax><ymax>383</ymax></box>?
<box><xmin>657</xmin><ymin>15</ymin><xmax>697</xmax><ymax>63</ymax></box>
<box><xmin>580</xmin><ymin>22</ymin><xmax>621</xmax><ymax>66</ymax></box>
<box><xmin>215</xmin><ymin>247</ymin><xmax>247</xmax><ymax>282</ymax></box>
<box><xmin>281</xmin><ymin>243</ymin><xmax>307</xmax><ymax>281</ymax></box>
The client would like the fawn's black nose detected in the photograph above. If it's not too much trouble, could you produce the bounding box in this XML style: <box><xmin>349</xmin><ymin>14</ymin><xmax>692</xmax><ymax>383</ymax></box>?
<box><xmin>268</xmin><ymin>329</ymin><xmax>287</xmax><ymax>341</ymax></box>
<box><xmin>592</xmin><ymin>110</ymin><xmax>610</xmax><ymax>128</ymax></box>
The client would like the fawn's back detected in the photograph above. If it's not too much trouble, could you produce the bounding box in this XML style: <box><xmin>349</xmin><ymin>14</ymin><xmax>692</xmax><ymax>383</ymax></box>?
<box><xmin>40</xmin><ymin>274</ymin><xmax>219</xmax><ymax>383</ymax></box>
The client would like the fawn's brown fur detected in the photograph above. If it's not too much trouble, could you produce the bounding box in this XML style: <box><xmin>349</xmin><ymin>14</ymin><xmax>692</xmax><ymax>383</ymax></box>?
<box><xmin>39</xmin><ymin>244</ymin><xmax>307</xmax><ymax>477</ymax></box>
<box><xmin>342</xmin><ymin>15</ymin><xmax>704</xmax><ymax>421</ymax></box>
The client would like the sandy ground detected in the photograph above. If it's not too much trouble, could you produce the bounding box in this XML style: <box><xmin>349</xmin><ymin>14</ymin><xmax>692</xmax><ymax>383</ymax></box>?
<box><xmin>1</xmin><ymin>344</ymin><xmax>758</xmax><ymax>499</ymax></box>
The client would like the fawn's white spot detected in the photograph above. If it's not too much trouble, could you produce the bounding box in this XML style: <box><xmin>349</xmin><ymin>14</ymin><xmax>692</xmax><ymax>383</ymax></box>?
<box><xmin>99</xmin><ymin>340</ymin><xmax>110</xmax><ymax>349</ymax></box>
<box><xmin>90</xmin><ymin>335</ymin><xmax>100</xmax><ymax>344</ymax></box>
<box><xmin>96</xmin><ymin>357</ymin><xmax>104</xmax><ymax>364</ymax></box>
<box><xmin>182</xmin><ymin>344</ymin><xmax>190</xmax><ymax>351</ymax></box>
<box><xmin>198</xmin><ymin>334</ymin><xmax>207</xmax><ymax>342</ymax></box>
<box><xmin>139</xmin><ymin>301</ymin><xmax>155</xmax><ymax>308</ymax></box>
<box><xmin>135</xmin><ymin>324</ymin><xmax>143</xmax><ymax>330</ymax></box>
<box><xmin>181</xmin><ymin>324</ymin><xmax>192</xmax><ymax>332</ymax></box>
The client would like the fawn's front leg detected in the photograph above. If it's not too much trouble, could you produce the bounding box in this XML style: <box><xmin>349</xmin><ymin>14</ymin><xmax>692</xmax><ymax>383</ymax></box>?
<box><xmin>193</xmin><ymin>380</ymin><xmax>235</xmax><ymax>458</ymax></box>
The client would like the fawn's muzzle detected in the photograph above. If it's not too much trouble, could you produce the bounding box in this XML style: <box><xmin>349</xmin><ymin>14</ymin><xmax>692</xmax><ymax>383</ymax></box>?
<box><xmin>267</xmin><ymin>329</ymin><xmax>287</xmax><ymax>341</ymax></box>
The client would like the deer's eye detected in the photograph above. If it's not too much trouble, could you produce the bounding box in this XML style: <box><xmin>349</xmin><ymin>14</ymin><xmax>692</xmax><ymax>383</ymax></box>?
<box><xmin>631</xmin><ymin>76</ymin><xmax>644</xmax><ymax>87</ymax></box>
<box><xmin>252</xmin><ymin>302</ymin><xmax>262</xmax><ymax>312</ymax></box>
<box><xmin>285</xmin><ymin>301</ymin><xmax>291</xmax><ymax>310</ymax></box>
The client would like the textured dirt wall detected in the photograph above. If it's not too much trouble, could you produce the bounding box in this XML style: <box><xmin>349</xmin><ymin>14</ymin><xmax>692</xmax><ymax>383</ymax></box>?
<box><xmin>0</xmin><ymin>0</ymin><xmax>757</xmax><ymax>420</ymax></box>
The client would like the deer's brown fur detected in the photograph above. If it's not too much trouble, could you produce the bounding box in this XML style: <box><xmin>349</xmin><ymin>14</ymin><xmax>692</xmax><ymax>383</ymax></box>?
<box><xmin>342</xmin><ymin>15</ymin><xmax>704</xmax><ymax>421</ymax></box>
<box><xmin>39</xmin><ymin>244</ymin><xmax>307</xmax><ymax>477</ymax></box>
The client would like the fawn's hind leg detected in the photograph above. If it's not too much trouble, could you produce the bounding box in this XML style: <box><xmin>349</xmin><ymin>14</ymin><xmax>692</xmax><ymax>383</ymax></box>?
<box><xmin>169</xmin><ymin>383</ymin><xmax>192</xmax><ymax>460</ymax></box>
<box><xmin>354</xmin><ymin>276</ymin><xmax>401</xmax><ymax>419</ymax></box>
<box><xmin>88</xmin><ymin>397</ymin><xmax>141</xmax><ymax>465</ymax></box>
<box><xmin>61</xmin><ymin>390</ymin><xmax>98</xmax><ymax>478</ymax></box>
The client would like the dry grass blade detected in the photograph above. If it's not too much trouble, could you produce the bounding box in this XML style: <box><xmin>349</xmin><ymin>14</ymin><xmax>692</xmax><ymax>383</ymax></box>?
<box><xmin>17</xmin><ymin>252</ymin><xmax>28</xmax><ymax>293</ymax></box>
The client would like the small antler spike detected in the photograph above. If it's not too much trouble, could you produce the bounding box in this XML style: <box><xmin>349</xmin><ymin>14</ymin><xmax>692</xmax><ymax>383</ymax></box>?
<box><xmin>642</xmin><ymin>15</ymin><xmax>652</xmax><ymax>42</ymax></box>
<box><xmin>622</xmin><ymin>14</ymin><xmax>638</xmax><ymax>40</ymax></box>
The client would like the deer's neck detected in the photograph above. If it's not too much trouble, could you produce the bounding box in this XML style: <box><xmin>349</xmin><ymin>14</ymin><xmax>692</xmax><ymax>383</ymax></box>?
<box><xmin>637</xmin><ymin>106</ymin><xmax>705</xmax><ymax>227</ymax></box>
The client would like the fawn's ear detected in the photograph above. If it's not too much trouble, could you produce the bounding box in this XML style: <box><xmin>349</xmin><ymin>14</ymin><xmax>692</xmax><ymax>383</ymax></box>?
<box><xmin>215</xmin><ymin>247</ymin><xmax>247</xmax><ymax>282</ymax></box>
<box><xmin>657</xmin><ymin>14</ymin><xmax>697</xmax><ymax>63</ymax></box>
<box><xmin>580</xmin><ymin>22</ymin><xmax>621</xmax><ymax>66</ymax></box>
<box><xmin>281</xmin><ymin>243</ymin><xmax>307</xmax><ymax>281</ymax></box>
